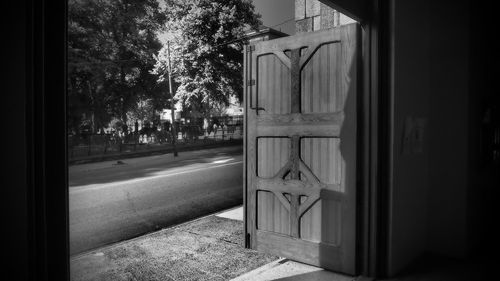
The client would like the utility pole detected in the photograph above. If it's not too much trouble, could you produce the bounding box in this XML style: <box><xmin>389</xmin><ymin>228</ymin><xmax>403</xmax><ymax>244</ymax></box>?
<box><xmin>167</xmin><ymin>41</ymin><xmax>178</xmax><ymax>157</ymax></box>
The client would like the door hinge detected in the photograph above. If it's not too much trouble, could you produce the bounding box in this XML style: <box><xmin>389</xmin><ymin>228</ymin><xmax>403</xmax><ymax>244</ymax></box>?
<box><xmin>247</xmin><ymin>79</ymin><xmax>255</xmax><ymax>86</ymax></box>
<box><xmin>245</xmin><ymin>233</ymin><xmax>251</xmax><ymax>248</ymax></box>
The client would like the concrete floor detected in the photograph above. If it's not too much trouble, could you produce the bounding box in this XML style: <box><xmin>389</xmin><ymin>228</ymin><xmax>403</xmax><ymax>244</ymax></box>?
<box><xmin>222</xmin><ymin>207</ymin><xmax>358</xmax><ymax>281</ymax></box>
<box><xmin>71</xmin><ymin>205</ymin><xmax>494</xmax><ymax>281</ymax></box>
<box><xmin>224</xmin><ymin>207</ymin><xmax>494</xmax><ymax>281</ymax></box>
<box><xmin>233</xmin><ymin>255</ymin><xmax>494</xmax><ymax>281</ymax></box>
<box><xmin>230</xmin><ymin>258</ymin><xmax>357</xmax><ymax>281</ymax></box>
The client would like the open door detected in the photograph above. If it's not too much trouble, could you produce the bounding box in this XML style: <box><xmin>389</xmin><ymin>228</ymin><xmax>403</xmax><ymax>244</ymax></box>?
<box><xmin>244</xmin><ymin>23</ymin><xmax>359</xmax><ymax>275</ymax></box>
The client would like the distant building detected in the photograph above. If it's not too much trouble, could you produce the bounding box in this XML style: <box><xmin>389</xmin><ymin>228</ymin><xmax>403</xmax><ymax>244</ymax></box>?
<box><xmin>243</xmin><ymin>25</ymin><xmax>290</xmax><ymax>44</ymax></box>
<box><xmin>295</xmin><ymin>0</ymin><xmax>356</xmax><ymax>33</ymax></box>
<box><xmin>225</xmin><ymin>96</ymin><xmax>244</xmax><ymax>117</ymax></box>
<box><xmin>160</xmin><ymin>109</ymin><xmax>181</xmax><ymax>122</ymax></box>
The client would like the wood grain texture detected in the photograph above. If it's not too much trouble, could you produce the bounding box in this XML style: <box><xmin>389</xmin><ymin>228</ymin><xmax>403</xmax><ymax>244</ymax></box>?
<box><xmin>256</xmin><ymin>230</ymin><xmax>343</xmax><ymax>270</ymax></box>
<box><xmin>247</xmin><ymin>44</ymin><xmax>258</xmax><ymax>248</ymax></box>
<box><xmin>256</xmin><ymin>54</ymin><xmax>290</xmax><ymax>115</ymax></box>
<box><xmin>289</xmin><ymin>136</ymin><xmax>301</xmax><ymax>237</ymax></box>
<box><xmin>245</xmin><ymin>23</ymin><xmax>359</xmax><ymax>275</ymax></box>
<box><xmin>290</xmin><ymin>49</ymin><xmax>301</xmax><ymax>114</ymax></box>
<box><xmin>252</xmin><ymin>28</ymin><xmax>343</xmax><ymax>59</ymax></box>
<box><xmin>256</xmin><ymin>137</ymin><xmax>290</xmax><ymax>235</ymax></box>
<box><xmin>272</xmin><ymin>50</ymin><xmax>292</xmax><ymax>69</ymax></box>
<box><xmin>302</xmin><ymin>42</ymin><xmax>343</xmax><ymax>113</ymax></box>
<box><xmin>256</xmin><ymin>112</ymin><xmax>344</xmax><ymax>137</ymax></box>
<box><xmin>243</xmin><ymin>45</ymin><xmax>248</xmax><ymax>246</ymax></box>
<box><xmin>338</xmin><ymin>24</ymin><xmax>358</xmax><ymax>274</ymax></box>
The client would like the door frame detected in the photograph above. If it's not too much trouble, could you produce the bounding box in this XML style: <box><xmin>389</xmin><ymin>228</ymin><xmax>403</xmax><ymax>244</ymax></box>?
<box><xmin>321</xmin><ymin>0</ymin><xmax>392</xmax><ymax>278</ymax></box>
<box><xmin>27</xmin><ymin>0</ymin><xmax>391</xmax><ymax>279</ymax></box>
<box><xmin>28</xmin><ymin>0</ymin><xmax>70</xmax><ymax>280</ymax></box>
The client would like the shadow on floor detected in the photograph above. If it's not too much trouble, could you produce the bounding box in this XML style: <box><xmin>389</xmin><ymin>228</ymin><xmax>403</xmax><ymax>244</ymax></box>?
<box><xmin>273</xmin><ymin>270</ymin><xmax>355</xmax><ymax>281</ymax></box>
<box><xmin>381</xmin><ymin>254</ymin><xmax>496</xmax><ymax>281</ymax></box>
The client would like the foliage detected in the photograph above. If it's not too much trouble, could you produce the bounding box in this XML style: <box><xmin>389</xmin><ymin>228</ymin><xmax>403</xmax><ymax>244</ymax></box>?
<box><xmin>126</xmin><ymin>99</ymin><xmax>159</xmax><ymax>126</ymax></box>
<box><xmin>68</xmin><ymin>0</ymin><xmax>166</xmax><ymax>133</ymax></box>
<box><xmin>153</xmin><ymin>0</ymin><xmax>261</xmax><ymax>118</ymax></box>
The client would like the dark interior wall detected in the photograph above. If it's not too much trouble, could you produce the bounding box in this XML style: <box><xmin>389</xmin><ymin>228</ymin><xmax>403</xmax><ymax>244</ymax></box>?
<box><xmin>387</xmin><ymin>0</ymin><xmax>493</xmax><ymax>275</ymax></box>
<box><xmin>2</xmin><ymin>1</ymin><xmax>29</xmax><ymax>280</ymax></box>
<box><xmin>6</xmin><ymin>1</ymin><xmax>68</xmax><ymax>280</ymax></box>
<box><xmin>466</xmin><ymin>0</ymin><xmax>498</xmax><ymax>259</ymax></box>
<box><xmin>386</xmin><ymin>0</ymin><xmax>432</xmax><ymax>275</ymax></box>
<box><xmin>427</xmin><ymin>0</ymin><xmax>470</xmax><ymax>259</ymax></box>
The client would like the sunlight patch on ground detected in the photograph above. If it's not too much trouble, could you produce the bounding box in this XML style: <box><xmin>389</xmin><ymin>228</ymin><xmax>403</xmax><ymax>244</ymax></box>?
<box><xmin>69</xmin><ymin>161</ymin><xmax>242</xmax><ymax>193</ymax></box>
<box><xmin>212</xmin><ymin>158</ymin><xmax>234</xmax><ymax>164</ymax></box>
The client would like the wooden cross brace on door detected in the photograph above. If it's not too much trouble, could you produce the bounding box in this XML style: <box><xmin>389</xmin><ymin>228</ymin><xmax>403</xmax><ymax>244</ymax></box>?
<box><xmin>255</xmin><ymin>146</ymin><xmax>338</xmax><ymax>238</ymax></box>
<box><xmin>254</xmin><ymin>47</ymin><xmax>342</xmax><ymax>238</ymax></box>
<box><xmin>247</xmin><ymin>24</ymin><xmax>358</xmax><ymax>274</ymax></box>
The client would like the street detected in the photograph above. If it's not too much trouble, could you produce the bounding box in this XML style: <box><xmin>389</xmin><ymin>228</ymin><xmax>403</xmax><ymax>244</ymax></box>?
<box><xmin>69</xmin><ymin>145</ymin><xmax>243</xmax><ymax>256</ymax></box>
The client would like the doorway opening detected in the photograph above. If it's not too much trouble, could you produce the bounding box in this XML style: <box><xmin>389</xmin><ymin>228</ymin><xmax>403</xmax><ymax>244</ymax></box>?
<box><xmin>66</xmin><ymin>0</ymin><xmax>371</xmax><ymax>280</ymax></box>
<box><xmin>66</xmin><ymin>0</ymin><xmax>272</xmax><ymax>279</ymax></box>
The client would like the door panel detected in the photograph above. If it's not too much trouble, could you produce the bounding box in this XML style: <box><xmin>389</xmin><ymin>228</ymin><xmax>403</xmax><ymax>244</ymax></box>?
<box><xmin>301</xmin><ymin>137</ymin><xmax>342</xmax><ymax>186</ymax></box>
<box><xmin>245</xmin><ymin>24</ymin><xmax>359</xmax><ymax>275</ymax></box>
<box><xmin>257</xmin><ymin>54</ymin><xmax>291</xmax><ymax>115</ymax></box>
<box><xmin>256</xmin><ymin>137</ymin><xmax>291</xmax><ymax>235</ymax></box>
<box><xmin>300</xmin><ymin>137</ymin><xmax>343</xmax><ymax>245</ymax></box>
<box><xmin>301</xmin><ymin>42</ymin><xmax>343</xmax><ymax>113</ymax></box>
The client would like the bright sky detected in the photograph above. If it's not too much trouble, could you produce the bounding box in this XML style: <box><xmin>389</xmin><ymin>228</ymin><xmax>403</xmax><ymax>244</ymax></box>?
<box><xmin>252</xmin><ymin>0</ymin><xmax>295</xmax><ymax>35</ymax></box>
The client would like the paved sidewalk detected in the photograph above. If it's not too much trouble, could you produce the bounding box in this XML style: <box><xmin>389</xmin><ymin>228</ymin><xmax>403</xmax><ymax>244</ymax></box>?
<box><xmin>70</xmin><ymin>206</ymin><xmax>276</xmax><ymax>281</ymax></box>
<box><xmin>72</xmin><ymin>205</ymin><xmax>491</xmax><ymax>281</ymax></box>
<box><xmin>226</xmin><ymin>207</ymin><xmax>356</xmax><ymax>281</ymax></box>
<box><xmin>70</xmin><ymin>205</ymin><xmax>359</xmax><ymax>281</ymax></box>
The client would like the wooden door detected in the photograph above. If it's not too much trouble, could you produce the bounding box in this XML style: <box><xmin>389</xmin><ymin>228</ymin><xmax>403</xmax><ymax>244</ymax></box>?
<box><xmin>244</xmin><ymin>23</ymin><xmax>359</xmax><ymax>275</ymax></box>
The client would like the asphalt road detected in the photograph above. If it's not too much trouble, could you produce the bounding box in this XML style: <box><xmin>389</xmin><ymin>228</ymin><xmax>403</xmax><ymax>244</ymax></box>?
<box><xmin>69</xmin><ymin>145</ymin><xmax>243</xmax><ymax>256</ymax></box>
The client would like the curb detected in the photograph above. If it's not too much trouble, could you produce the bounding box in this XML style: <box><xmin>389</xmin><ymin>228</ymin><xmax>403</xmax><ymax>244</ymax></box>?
<box><xmin>68</xmin><ymin>139</ymin><xmax>242</xmax><ymax>165</ymax></box>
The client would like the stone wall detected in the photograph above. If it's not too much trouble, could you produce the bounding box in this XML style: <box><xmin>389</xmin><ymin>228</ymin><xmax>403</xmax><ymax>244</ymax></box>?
<box><xmin>295</xmin><ymin>0</ymin><xmax>355</xmax><ymax>33</ymax></box>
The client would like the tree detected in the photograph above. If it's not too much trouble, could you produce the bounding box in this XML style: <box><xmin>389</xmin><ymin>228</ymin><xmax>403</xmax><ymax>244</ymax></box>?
<box><xmin>68</xmin><ymin>0</ymin><xmax>166</xmax><ymax>134</ymax></box>
<box><xmin>153</xmin><ymin>0</ymin><xmax>261</xmax><ymax>118</ymax></box>
<box><xmin>126</xmin><ymin>99</ymin><xmax>158</xmax><ymax>127</ymax></box>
